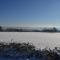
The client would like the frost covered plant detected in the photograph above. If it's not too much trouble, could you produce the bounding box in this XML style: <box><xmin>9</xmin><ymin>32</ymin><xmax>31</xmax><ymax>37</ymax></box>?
<box><xmin>0</xmin><ymin>42</ymin><xmax>60</xmax><ymax>60</ymax></box>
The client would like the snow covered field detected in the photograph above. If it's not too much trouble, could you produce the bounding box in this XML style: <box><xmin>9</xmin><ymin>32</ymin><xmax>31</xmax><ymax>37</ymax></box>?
<box><xmin>0</xmin><ymin>32</ymin><xmax>60</xmax><ymax>49</ymax></box>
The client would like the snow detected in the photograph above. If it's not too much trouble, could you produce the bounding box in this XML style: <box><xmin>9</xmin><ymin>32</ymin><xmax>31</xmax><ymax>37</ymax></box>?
<box><xmin>0</xmin><ymin>32</ymin><xmax>60</xmax><ymax>49</ymax></box>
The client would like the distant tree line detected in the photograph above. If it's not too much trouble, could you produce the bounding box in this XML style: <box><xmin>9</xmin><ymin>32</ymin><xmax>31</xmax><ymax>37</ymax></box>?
<box><xmin>0</xmin><ymin>26</ymin><xmax>3</xmax><ymax>31</ymax></box>
<box><xmin>42</xmin><ymin>27</ymin><xmax>58</xmax><ymax>32</ymax></box>
<box><xmin>0</xmin><ymin>26</ymin><xmax>58</xmax><ymax>32</ymax></box>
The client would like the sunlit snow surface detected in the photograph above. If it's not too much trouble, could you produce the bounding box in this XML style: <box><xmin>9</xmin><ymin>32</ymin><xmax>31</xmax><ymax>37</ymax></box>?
<box><xmin>0</xmin><ymin>32</ymin><xmax>60</xmax><ymax>49</ymax></box>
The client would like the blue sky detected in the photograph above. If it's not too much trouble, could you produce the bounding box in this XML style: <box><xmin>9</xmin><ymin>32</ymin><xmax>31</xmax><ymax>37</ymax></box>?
<box><xmin>0</xmin><ymin>0</ymin><xmax>60</xmax><ymax>27</ymax></box>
